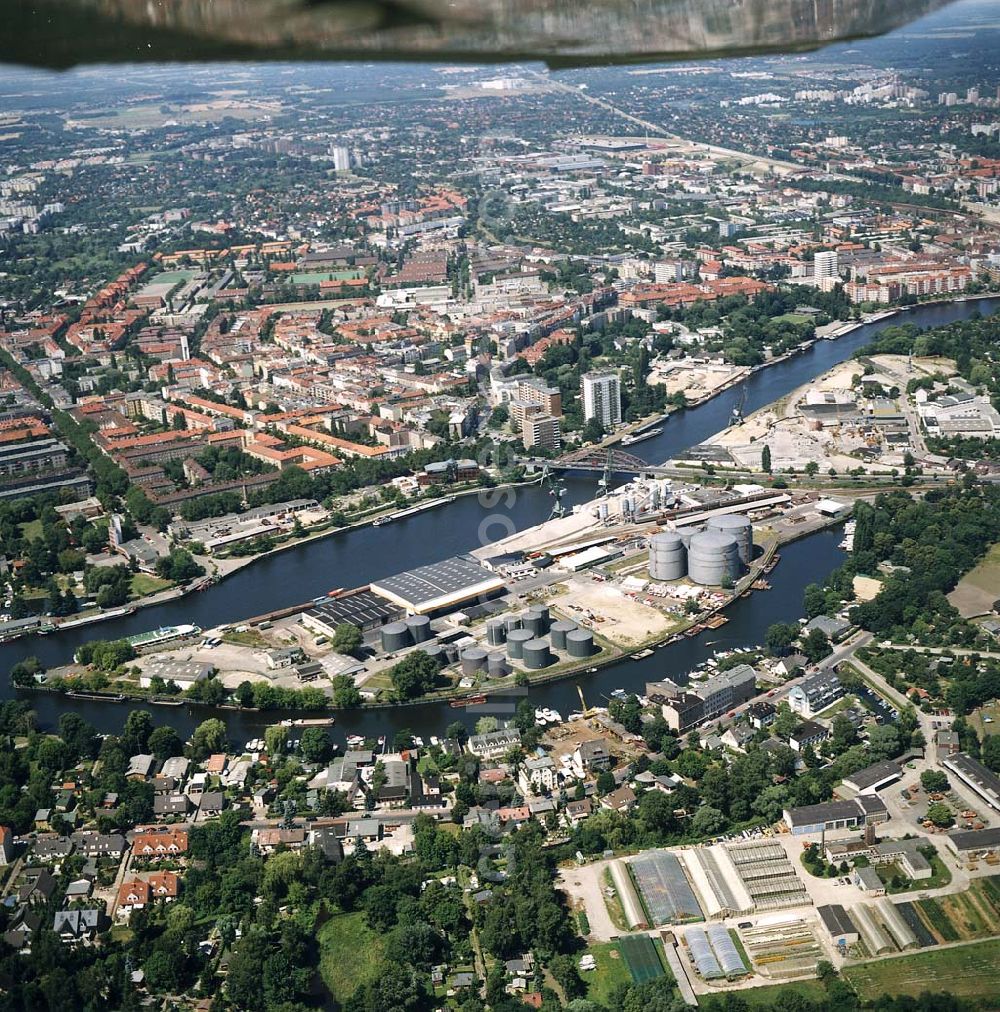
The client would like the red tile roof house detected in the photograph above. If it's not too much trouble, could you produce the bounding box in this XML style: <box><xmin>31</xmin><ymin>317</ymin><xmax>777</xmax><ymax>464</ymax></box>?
<box><xmin>116</xmin><ymin>871</ymin><xmax>179</xmax><ymax>917</ymax></box>
<box><xmin>131</xmin><ymin>827</ymin><xmax>189</xmax><ymax>859</ymax></box>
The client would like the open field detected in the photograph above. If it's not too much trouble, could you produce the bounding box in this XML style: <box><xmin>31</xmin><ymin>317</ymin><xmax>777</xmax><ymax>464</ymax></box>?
<box><xmin>584</xmin><ymin>941</ymin><xmax>633</xmax><ymax>1005</ymax></box>
<box><xmin>286</xmin><ymin>270</ymin><xmax>363</xmax><ymax>284</ymax></box>
<box><xmin>949</xmin><ymin>542</ymin><xmax>1000</xmax><ymax>617</ymax></box>
<box><xmin>912</xmin><ymin>876</ymin><xmax>1000</xmax><ymax>942</ymax></box>
<box><xmin>726</xmin><ymin>979</ymin><xmax>828</xmax><ymax>1008</ymax></box>
<box><xmin>130</xmin><ymin>573</ymin><xmax>172</xmax><ymax>596</ymax></box>
<box><xmin>150</xmin><ymin>269</ymin><xmax>198</xmax><ymax>284</ymax></box>
<box><xmin>844</xmin><ymin>939</ymin><xmax>1000</xmax><ymax>1003</ymax></box>
<box><xmin>317</xmin><ymin>911</ymin><xmax>384</xmax><ymax>1003</ymax></box>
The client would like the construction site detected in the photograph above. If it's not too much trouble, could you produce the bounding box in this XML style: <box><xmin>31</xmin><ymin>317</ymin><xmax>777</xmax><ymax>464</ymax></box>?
<box><xmin>685</xmin><ymin>355</ymin><xmax>958</xmax><ymax>475</ymax></box>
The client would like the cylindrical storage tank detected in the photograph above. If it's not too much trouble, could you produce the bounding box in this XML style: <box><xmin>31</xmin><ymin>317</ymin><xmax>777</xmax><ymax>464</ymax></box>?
<box><xmin>526</xmin><ymin>604</ymin><xmax>550</xmax><ymax>635</ymax></box>
<box><xmin>486</xmin><ymin>619</ymin><xmax>507</xmax><ymax>647</ymax></box>
<box><xmin>421</xmin><ymin>642</ymin><xmax>443</xmax><ymax>665</ymax></box>
<box><xmin>460</xmin><ymin>648</ymin><xmax>487</xmax><ymax>676</ymax></box>
<box><xmin>550</xmin><ymin>619</ymin><xmax>577</xmax><ymax>651</ymax></box>
<box><xmin>648</xmin><ymin>531</ymin><xmax>687</xmax><ymax>581</ymax></box>
<box><xmin>507</xmin><ymin>628</ymin><xmax>534</xmax><ymax>660</ymax></box>
<box><xmin>444</xmin><ymin>645</ymin><xmax>459</xmax><ymax>664</ymax></box>
<box><xmin>504</xmin><ymin>615</ymin><xmax>522</xmax><ymax>634</ymax></box>
<box><xmin>522</xmin><ymin>612</ymin><xmax>545</xmax><ymax>637</ymax></box>
<box><xmin>405</xmin><ymin>614</ymin><xmax>431</xmax><ymax>644</ymax></box>
<box><xmin>522</xmin><ymin>638</ymin><xmax>552</xmax><ymax>669</ymax></box>
<box><xmin>679</xmin><ymin>526</ymin><xmax>701</xmax><ymax>549</ymax></box>
<box><xmin>381</xmin><ymin>622</ymin><xmax>411</xmax><ymax>653</ymax></box>
<box><xmin>687</xmin><ymin>531</ymin><xmax>742</xmax><ymax>586</ymax></box>
<box><xmin>706</xmin><ymin>514</ymin><xmax>754</xmax><ymax>565</ymax></box>
<box><xmin>566</xmin><ymin>628</ymin><xmax>595</xmax><ymax>657</ymax></box>
<box><xmin>598</xmin><ymin>501</ymin><xmax>609</xmax><ymax>521</ymax></box>
<box><xmin>487</xmin><ymin>653</ymin><xmax>508</xmax><ymax>679</ymax></box>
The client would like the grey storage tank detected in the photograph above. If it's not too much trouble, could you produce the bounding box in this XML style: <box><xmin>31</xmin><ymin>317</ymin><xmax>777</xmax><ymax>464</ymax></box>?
<box><xmin>687</xmin><ymin>531</ymin><xmax>742</xmax><ymax>586</ymax></box>
<box><xmin>504</xmin><ymin>615</ymin><xmax>523</xmax><ymax>634</ymax></box>
<box><xmin>487</xmin><ymin>653</ymin><xmax>508</xmax><ymax>679</ymax></box>
<box><xmin>648</xmin><ymin>531</ymin><xmax>687</xmax><ymax>581</ymax></box>
<box><xmin>549</xmin><ymin>619</ymin><xmax>578</xmax><ymax>651</ymax></box>
<box><xmin>522</xmin><ymin>638</ymin><xmax>552</xmax><ymax>669</ymax></box>
<box><xmin>526</xmin><ymin>604</ymin><xmax>550</xmax><ymax>635</ymax></box>
<box><xmin>460</xmin><ymin>648</ymin><xmax>488</xmax><ymax>676</ymax></box>
<box><xmin>566</xmin><ymin>628</ymin><xmax>596</xmax><ymax>658</ymax></box>
<box><xmin>421</xmin><ymin>642</ymin><xmax>444</xmax><ymax>665</ymax></box>
<box><xmin>486</xmin><ymin>619</ymin><xmax>507</xmax><ymax>647</ymax></box>
<box><xmin>522</xmin><ymin>611</ymin><xmax>545</xmax><ymax>637</ymax></box>
<box><xmin>381</xmin><ymin>621</ymin><xmax>411</xmax><ymax>653</ymax></box>
<box><xmin>405</xmin><ymin>614</ymin><xmax>431</xmax><ymax>644</ymax></box>
<box><xmin>506</xmin><ymin>628</ymin><xmax>534</xmax><ymax>660</ymax></box>
<box><xmin>706</xmin><ymin>514</ymin><xmax>754</xmax><ymax>565</ymax></box>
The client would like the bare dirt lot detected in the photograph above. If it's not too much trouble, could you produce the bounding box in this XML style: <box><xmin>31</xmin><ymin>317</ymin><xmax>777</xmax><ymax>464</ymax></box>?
<box><xmin>553</xmin><ymin>576</ymin><xmax>674</xmax><ymax>647</ymax></box>
<box><xmin>948</xmin><ymin>543</ymin><xmax>1000</xmax><ymax>618</ymax></box>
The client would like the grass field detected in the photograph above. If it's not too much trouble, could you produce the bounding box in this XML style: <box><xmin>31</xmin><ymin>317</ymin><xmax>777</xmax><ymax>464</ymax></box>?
<box><xmin>618</xmin><ymin>933</ymin><xmax>666</xmax><ymax>983</ymax></box>
<box><xmin>286</xmin><ymin>270</ymin><xmax>363</xmax><ymax>284</ymax></box>
<box><xmin>317</xmin><ymin>911</ymin><xmax>384</xmax><ymax>1003</ymax></box>
<box><xmin>733</xmin><ymin>979</ymin><xmax>828</xmax><ymax>1008</ymax></box>
<box><xmin>150</xmin><ymin>269</ymin><xmax>198</xmax><ymax>284</ymax></box>
<box><xmin>18</xmin><ymin>518</ymin><xmax>43</xmax><ymax>541</ymax></box>
<box><xmin>845</xmin><ymin>939</ymin><xmax>1000</xmax><ymax>1002</ymax></box>
<box><xmin>584</xmin><ymin>941</ymin><xmax>633</xmax><ymax>1005</ymax></box>
<box><xmin>130</xmin><ymin>573</ymin><xmax>172</xmax><ymax>596</ymax></box>
<box><xmin>948</xmin><ymin>542</ymin><xmax>1000</xmax><ymax>617</ymax></box>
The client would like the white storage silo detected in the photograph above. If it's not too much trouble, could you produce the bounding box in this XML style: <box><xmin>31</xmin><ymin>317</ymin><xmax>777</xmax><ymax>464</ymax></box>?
<box><xmin>648</xmin><ymin>531</ymin><xmax>687</xmax><ymax>581</ymax></box>
<box><xmin>706</xmin><ymin>514</ymin><xmax>754</xmax><ymax>565</ymax></box>
<box><xmin>687</xmin><ymin>531</ymin><xmax>742</xmax><ymax>586</ymax></box>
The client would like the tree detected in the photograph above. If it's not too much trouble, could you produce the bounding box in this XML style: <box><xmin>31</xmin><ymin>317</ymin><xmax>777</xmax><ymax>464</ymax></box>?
<box><xmin>691</xmin><ymin>805</ymin><xmax>726</xmax><ymax>837</ymax></box>
<box><xmin>801</xmin><ymin>628</ymin><xmax>832</xmax><ymax>663</ymax></box>
<box><xmin>332</xmin><ymin>622</ymin><xmax>363</xmax><ymax>657</ymax></box>
<box><xmin>265</xmin><ymin>724</ymin><xmax>287</xmax><ymax>756</ymax></box>
<box><xmin>920</xmin><ymin>769</ymin><xmax>950</xmax><ymax>793</ymax></box>
<box><xmin>595</xmin><ymin>770</ymin><xmax>615</xmax><ymax>795</ymax></box>
<box><xmin>389</xmin><ymin>651</ymin><xmax>441</xmax><ymax>700</ymax></box>
<box><xmin>331</xmin><ymin>674</ymin><xmax>362</xmax><ymax>707</ymax></box>
<box><xmin>122</xmin><ymin>709</ymin><xmax>154</xmax><ymax>755</ymax></box>
<box><xmin>926</xmin><ymin>802</ymin><xmax>953</xmax><ymax>828</ymax></box>
<box><xmin>765</xmin><ymin>622</ymin><xmax>799</xmax><ymax>657</ymax></box>
<box><xmin>189</xmin><ymin>718</ymin><xmax>227</xmax><ymax>759</ymax></box>
<box><xmin>760</xmin><ymin>444</ymin><xmax>772</xmax><ymax>473</ymax></box>
<box><xmin>772</xmin><ymin>702</ymin><xmax>799</xmax><ymax>738</ymax></box>
<box><xmin>148</xmin><ymin>724</ymin><xmax>183</xmax><ymax>761</ymax></box>
<box><xmin>299</xmin><ymin>726</ymin><xmax>332</xmax><ymax>763</ymax></box>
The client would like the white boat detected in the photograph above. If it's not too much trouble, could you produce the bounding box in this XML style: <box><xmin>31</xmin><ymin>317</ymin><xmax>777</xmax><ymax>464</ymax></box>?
<box><xmin>346</xmin><ymin>734</ymin><xmax>365</xmax><ymax>747</ymax></box>
<box><xmin>620</xmin><ymin>427</ymin><xmax>663</xmax><ymax>447</ymax></box>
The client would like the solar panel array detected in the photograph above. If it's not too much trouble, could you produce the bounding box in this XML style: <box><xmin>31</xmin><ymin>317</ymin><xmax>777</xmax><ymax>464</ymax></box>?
<box><xmin>630</xmin><ymin>851</ymin><xmax>704</xmax><ymax>925</ymax></box>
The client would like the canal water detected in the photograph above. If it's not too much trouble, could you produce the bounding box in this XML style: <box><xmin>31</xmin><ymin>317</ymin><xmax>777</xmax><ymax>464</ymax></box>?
<box><xmin>3</xmin><ymin>297</ymin><xmax>998</xmax><ymax>742</ymax></box>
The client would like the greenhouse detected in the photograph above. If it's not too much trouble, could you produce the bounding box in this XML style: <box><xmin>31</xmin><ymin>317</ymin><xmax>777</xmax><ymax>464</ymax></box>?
<box><xmin>629</xmin><ymin>850</ymin><xmax>704</xmax><ymax>925</ymax></box>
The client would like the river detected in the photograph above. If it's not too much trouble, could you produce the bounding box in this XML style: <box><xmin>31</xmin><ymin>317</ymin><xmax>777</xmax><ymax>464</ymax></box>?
<box><xmin>3</xmin><ymin>296</ymin><xmax>998</xmax><ymax>742</ymax></box>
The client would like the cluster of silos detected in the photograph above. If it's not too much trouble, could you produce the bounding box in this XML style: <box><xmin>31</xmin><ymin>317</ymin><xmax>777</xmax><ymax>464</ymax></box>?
<box><xmin>380</xmin><ymin>614</ymin><xmax>432</xmax><ymax>653</ymax></box>
<box><xmin>706</xmin><ymin>514</ymin><xmax>753</xmax><ymax>566</ymax></box>
<box><xmin>648</xmin><ymin>531</ymin><xmax>687</xmax><ymax>582</ymax></box>
<box><xmin>501</xmin><ymin>609</ymin><xmax>596</xmax><ymax>670</ymax></box>
<box><xmin>687</xmin><ymin>531</ymin><xmax>743</xmax><ymax>586</ymax></box>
